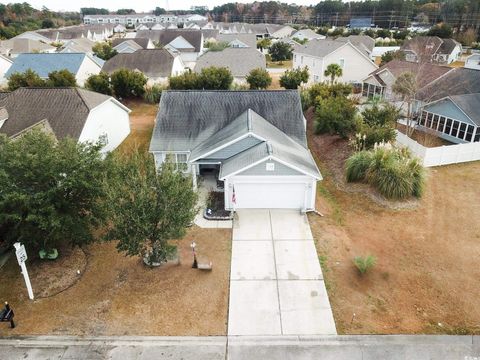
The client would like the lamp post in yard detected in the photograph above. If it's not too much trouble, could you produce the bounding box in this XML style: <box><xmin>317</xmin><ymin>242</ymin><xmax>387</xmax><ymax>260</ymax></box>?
<box><xmin>190</xmin><ymin>241</ymin><xmax>198</xmax><ymax>269</ymax></box>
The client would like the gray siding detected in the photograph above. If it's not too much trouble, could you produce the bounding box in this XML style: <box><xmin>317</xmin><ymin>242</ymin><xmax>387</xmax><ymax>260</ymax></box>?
<box><xmin>424</xmin><ymin>100</ymin><xmax>475</xmax><ymax>125</ymax></box>
<box><xmin>238</xmin><ymin>159</ymin><xmax>303</xmax><ymax>176</ymax></box>
<box><xmin>204</xmin><ymin>136</ymin><xmax>261</xmax><ymax>160</ymax></box>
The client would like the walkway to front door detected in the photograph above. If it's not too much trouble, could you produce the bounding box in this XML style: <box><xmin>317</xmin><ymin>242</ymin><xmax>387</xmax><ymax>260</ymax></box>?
<box><xmin>228</xmin><ymin>209</ymin><xmax>337</xmax><ymax>335</ymax></box>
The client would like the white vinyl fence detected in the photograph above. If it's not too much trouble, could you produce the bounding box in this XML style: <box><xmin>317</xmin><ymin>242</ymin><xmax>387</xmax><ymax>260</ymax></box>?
<box><xmin>396</xmin><ymin>131</ymin><xmax>480</xmax><ymax>167</ymax></box>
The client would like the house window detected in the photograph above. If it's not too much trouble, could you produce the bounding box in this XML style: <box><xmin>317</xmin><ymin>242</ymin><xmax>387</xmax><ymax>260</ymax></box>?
<box><xmin>301</xmin><ymin>56</ymin><xmax>303</xmax><ymax>64</ymax></box>
<box><xmin>339</xmin><ymin>58</ymin><xmax>345</xmax><ymax>68</ymax></box>
<box><xmin>458</xmin><ymin>122</ymin><xmax>467</xmax><ymax>140</ymax></box>
<box><xmin>99</xmin><ymin>132</ymin><xmax>108</xmax><ymax>146</ymax></box>
<box><xmin>465</xmin><ymin>125</ymin><xmax>474</xmax><ymax>142</ymax></box>
<box><xmin>176</xmin><ymin>153</ymin><xmax>188</xmax><ymax>172</ymax></box>
<box><xmin>474</xmin><ymin>128</ymin><xmax>480</xmax><ymax>142</ymax></box>
<box><xmin>426</xmin><ymin>113</ymin><xmax>433</xmax><ymax>128</ymax></box>
<box><xmin>451</xmin><ymin>120</ymin><xmax>459</xmax><ymax>137</ymax></box>
<box><xmin>438</xmin><ymin>116</ymin><xmax>446</xmax><ymax>132</ymax></box>
<box><xmin>444</xmin><ymin>118</ymin><xmax>452</xmax><ymax>135</ymax></box>
<box><xmin>431</xmin><ymin>114</ymin><xmax>439</xmax><ymax>130</ymax></box>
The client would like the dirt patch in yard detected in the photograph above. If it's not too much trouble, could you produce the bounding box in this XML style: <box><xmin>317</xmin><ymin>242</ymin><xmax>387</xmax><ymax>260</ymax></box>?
<box><xmin>308</xmin><ymin>109</ymin><xmax>480</xmax><ymax>334</ymax></box>
<box><xmin>0</xmin><ymin>227</ymin><xmax>231</xmax><ymax>336</ymax></box>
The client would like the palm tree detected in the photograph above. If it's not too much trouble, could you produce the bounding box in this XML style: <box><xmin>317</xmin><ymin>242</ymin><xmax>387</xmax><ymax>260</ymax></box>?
<box><xmin>324</xmin><ymin>63</ymin><xmax>343</xmax><ymax>84</ymax></box>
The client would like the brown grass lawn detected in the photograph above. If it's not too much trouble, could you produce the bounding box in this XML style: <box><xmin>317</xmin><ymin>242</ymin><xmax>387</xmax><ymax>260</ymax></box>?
<box><xmin>307</xmin><ymin>109</ymin><xmax>480</xmax><ymax>335</ymax></box>
<box><xmin>117</xmin><ymin>99</ymin><xmax>158</xmax><ymax>154</ymax></box>
<box><xmin>266</xmin><ymin>60</ymin><xmax>292</xmax><ymax>69</ymax></box>
<box><xmin>0</xmin><ymin>227</ymin><xmax>231</xmax><ymax>336</ymax></box>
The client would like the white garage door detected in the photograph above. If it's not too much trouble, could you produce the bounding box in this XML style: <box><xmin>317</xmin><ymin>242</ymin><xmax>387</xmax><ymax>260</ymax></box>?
<box><xmin>234</xmin><ymin>182</ymin><xmax>307</xmax><ymax>209</ymax></box>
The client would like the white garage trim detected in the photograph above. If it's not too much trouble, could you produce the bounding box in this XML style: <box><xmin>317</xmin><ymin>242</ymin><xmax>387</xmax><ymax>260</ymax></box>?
<box><xmin>224</xmin><ymin>175</ymin><xmax>317</xmax><ymax>210</ymax></box>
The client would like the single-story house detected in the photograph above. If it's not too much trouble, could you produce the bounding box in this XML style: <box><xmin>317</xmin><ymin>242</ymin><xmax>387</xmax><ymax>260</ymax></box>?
<box><xmin>112</xmin><ymin>38</ymin><xmax>155</xmax><ymax>53</ymax></box>
<box><xmin>135</xmin><ymin>29</ymin><xmax>204</xmax><ymax>69</ymax></box>
<box><xmin>58</xmin><ymin>38</ymin><xmax>96</xmax><ymax>54</ymax></box>
<box><xmin>149</xmin><ymin>90</ymin><xmax>321</xmax><ymax>210</ymax></box>
<box><xmin>400</xmin><ymin>36</ymin><xmax>462</xmax><ymax>64</ymax></box>
<box><xmin>5</xmin><ymin>53</ymin><xmax>102</xmax><ymax>87</ymax></box>
<box><xmin>417</xmin><ymin>93</ymin><xmax>480</xmax><ymax>143</ymax></box>
<box><xmin>465</xmin><ymin>54</ymin><xmax>480</xmax><ymax>70</ymax></box>
<box><xmin>194</xmin><ymin>47</ymin><xmax>266</xmax><ymax>84</ymax></box>
<box><xmin>293</xmin><ymin>38</ymin><xmax>378</xmax><ymax>84</ymax></box>
<box><xmin>0</xmin><ymin>38</ymin><xmax>57</xmax><ymax>58</ymax></box>
<box><xmin>0</xmin><ymin>87</ymin><xmax>131</xmax><ymax>153</ymax></box>
<box><xmin>291</xmin><ymin>29</ymin><xmax>325</xmax><ymax>42</ymax></box>
<box><xmin>0</xmin><ymin>55</ymin><xmax>12</xmax><ymax>85</ymax></box>
<box><xmin>102</xmin><ymin>49</ymin><xmax>185</xmax><ymax>85</ymax></box>
<box><xmin>362</xmin><ymin>59</ymin><xmax>452</xmax><ymax>100</ymax></box>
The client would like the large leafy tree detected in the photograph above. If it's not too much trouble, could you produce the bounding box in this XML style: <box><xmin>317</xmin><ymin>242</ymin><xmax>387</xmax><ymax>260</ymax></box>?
<box><xmin>7</xmin><ymin>69</ymin><xmax>45</xmax><ymax>90</ymax></box>
<box><xmin>268</xmin><ymin>41</ymin><xmax>293</xmax><ymax>62</ymax></box>
<box><xmin>314</xmin><ymin>96</ymin><xmax>357</xmax><ymax>138</ymax></box>
<box><xmin>110</xmin><ymin>68</ymin><xmax>147</xmax><ymax>98</ymax></box>
<box><xmin>324</xmin><ymin>63</ymin><xmax>343</xmax><ymax>84</ymax></box>
<box><xmin>92</xmin><ymin>42</ymin><xmax>118</xmax><ymax>61</ymax></box>
<box><xmin>198</xmin><ymin>66</ymin><xmax>233</xmax><ymax>90</ymax></box>
<box><xmin>85</xmin><ymin>72</ymin><xmax>113</xmax><ymax>95</ymax></box>
<box><xmin>104</xmin><ymin>151</ymin><xmax>198</xmax><ymax>265</ymax></box>
<box><xmin>46</xmin><ymin>69</ymin><xmax>77</xmax><ymax>87</ymax></box>
<box><xmin>0</xmin><ymin>131</ymin><xmax>108</xmax><ymax>254</ymax></box>
<box><xmin>279</xmin><ymin>67</ymin><xmax>309</xmax><ymax>89</ymax></box>
<box><xmin>246</xmin><ymin>68</ymin><xmax>272</xmax><ymax>89</ymax></box>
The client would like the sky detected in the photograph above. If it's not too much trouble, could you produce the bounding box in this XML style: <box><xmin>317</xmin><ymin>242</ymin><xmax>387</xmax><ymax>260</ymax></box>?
<box><xmin>26</xmin><ymin>0</ymin><xmax>321</xmax><ymax>12</ymax></box>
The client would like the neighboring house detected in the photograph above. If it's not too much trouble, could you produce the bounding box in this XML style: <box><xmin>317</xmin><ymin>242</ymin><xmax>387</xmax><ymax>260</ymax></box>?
<box><xmin>291</xmin><ymin>29</ymin><xmax>325</xmax><ymax>42</ymax></box>
<box><xmin>136</xmin><ymin>29</ymin><xmax>204</xmax><ymax>69</ymax></box>
<box><xmin>12</xmin><ymin>31</ymin><xmax>52</xmax><ymax>43</ymax></box>
<box><xmin>417</xmin><ymin>93</ymin><xmax>480</xmax><ymax>143</ymax></box>
<box><xmin>465</xmin><ymin>54</ymin><xmax>480</xmax><ymax>70</ymax></box>
<box><xmin>113</xmin><ymin>24</ymin><xmax>126</xmax><ymax>33</ymax></box>
<box><xmin>416</xmin><ymin>67</ymin><xmax>480</xmax><ymax>104</ymax></box>
<box><xmin>0</xmin><ymin>55</ymin><xmax>12</xmax><ymax>85</ymax></box>
<box><xmin>112</xmin><ymin>38</ymin><xmax>155</xmax><ymax>53</ymax></box>
<box><xmin>102</xmin><ymin>49</ymin><xmax>185</xmax><ymax>85</ymax></box>
<box><xmin>362</xmin><ymin>59</ymin><xmax>452</xmax><ymax>100</ymax></box>
<box><xmin>370</xmin><ymin>46</ymin><xmax>401</xmax><ymax>63</ymax></box>
<box><xmin>336</xmin><ymin>35</ymin><xmax>375</xmax><ymax>57</ymax></box>
<box><xmin>0</xmin><ymin>87</ymin><xmax>131</xmax><ymax>153</ymax></box>
<box><xmin>58</xmin><ymin>38</ymin><xmax>95</xmax><ymax>54</ymax></box>
<box><xmin>269</xmin><ymin>25</ymin><xmax>295</xmax><ymax>39</ymax></box>
<box><xmin>349</xmin><ymin>17</ymin><xmax>373</xmax><ymax>30</ymax></box>
<box><xmin>0</xmin><ymin>38</ymin><xmax>57</xmax><ymax>58</ymax></box>
<box><xmin>400</xmin><ymin>36</ymin><xmax>462</xmax><ymax>64</ymax></box>
<box><xmin>194</xmin><ymin>47</ymin><xmax>266</xmax><ymax>84</ymax></box>
<box><xmin>216</xmin><ymin>33</ymin><xmax>257</xmax><ymax>48</ymax></box>
<box><xmin>293</xmin><ymin>39</ymin><xmax>378</xmax><ymax>84</ymax></box>
<box><xmin>149</xmin><ymin>90</ymin><xmax>321</xmax><ymax>210</ymax></box>
<box><xmin>5</xmin><ymin>53</ymin><xmax>102</xmax><ymax>87</ymax></box>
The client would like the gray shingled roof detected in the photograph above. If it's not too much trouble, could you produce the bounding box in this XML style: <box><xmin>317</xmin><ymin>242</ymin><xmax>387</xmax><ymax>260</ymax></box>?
<box><xmin>0</xmin><ymin>87</ymin><xmax>112</xmax><ymax>139</ymax></box>
<box><xmin>150</xmin><ymin>90</ymin><xmax>307</xmax><ymax>152</ymax></box>
<box><xmin>294</xmin><ymin>39</ymin><xmax>346</xmax><ymax>57</ymax></box>
<box><xmin>0</xmin><ymin>38</ymin><xmax>56</xmax><ymax>55</ymax></box>
<box><xmin>418</xmin><ymin>67</ymin><xmax>480</xmax><ymax>102</ymax></box>
<box><xmin>135</xmin><ymin>30</ymin><xmax>203</xmax><ymax>52</ymax></box>
<box><xmin>336</xmin><ymin>35</ymin><xmax>375</xmax><ymax>56</ymax></box>
<box><xmin>448</xmin><ymin>93</ymin><xmax>480</xmax><ymax>126</ymax></box>
<box><xmin>194</xmin><ymin>47</ymin><xmax>265</xmax><ymax>77</ymax></box>
<box><xmin>217</xmin><ymin>33</ymin><xmax>257</xmax><ymax>48</ymax></box>
<box><xmin>102</xmin><ymin>49</ymin><xmax>176</xmax><ymax>78</ymax></box>
<box><xmin>112</xmin><ymin>38</ymin><xmax>151</xmax><ymax>49</ymax></box>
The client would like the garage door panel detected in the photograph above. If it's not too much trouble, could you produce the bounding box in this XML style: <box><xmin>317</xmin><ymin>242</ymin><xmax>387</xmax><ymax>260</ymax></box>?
<box><xmin>235</xmin><ymin>182</ymin><xmax>306</xmax><ymax>209</ymax></box>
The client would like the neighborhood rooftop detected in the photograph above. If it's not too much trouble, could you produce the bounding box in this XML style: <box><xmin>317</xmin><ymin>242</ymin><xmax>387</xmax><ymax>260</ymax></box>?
<box><xmin>135</xmin><ymin>29</ymin><xmax>203</xmax><ymax>52</ymax></box>
<box><xmin>102</xmin><ymin>49</ymin><xmax>177</xmax><ymax>77</ymax></box>
<box><xmin>0</xmin><ymin>87</ymin><xmax>112</xmax><ymax>139</ymax></box>
<box><xmin>150</xmin><ymin>90</ymin><xmax>307</xmax><ymax>152</ymax></box>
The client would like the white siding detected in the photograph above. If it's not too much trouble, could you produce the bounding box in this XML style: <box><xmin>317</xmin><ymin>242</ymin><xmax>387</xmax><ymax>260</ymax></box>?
<box><xmin>76</xmin><ymin>56</ymin><xmax>102</xmax><ymax>87</ymax></box>
<box><xmin>78</xmin><ymin>99</ymin><xmax>130</xmax><ymax>153</ymax></box>
<box><xmin>0</xmin><ymin>56</ymin><xmax>12</xmax><ymax>85</ymax></box>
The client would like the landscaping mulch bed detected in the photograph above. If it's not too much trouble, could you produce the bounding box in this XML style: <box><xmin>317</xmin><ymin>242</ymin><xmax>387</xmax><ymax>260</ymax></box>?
<box><xmin>0</xmin><ymin>227</ymin><xmax>231</xmax><ymax>336</ymax></box>
<box><xmin>306</xmin><ymin>108</ymin><xmax>420</xmax><ymax>210</ymax></box>
<box><xmin>205</xmin><ymin>191</ymin><xmax>232</xmax><ymax>220</ymax></box>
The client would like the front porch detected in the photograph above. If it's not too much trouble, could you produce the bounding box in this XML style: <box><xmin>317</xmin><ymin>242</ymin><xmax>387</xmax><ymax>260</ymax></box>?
<box><xmin>193</xmin><ymin>164</ymin><xmax>233</xmax><ymax>229</ymax></box>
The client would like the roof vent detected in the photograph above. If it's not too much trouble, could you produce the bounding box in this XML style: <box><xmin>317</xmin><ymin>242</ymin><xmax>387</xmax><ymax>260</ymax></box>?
<box><xmin>266</xmin><ymin>141</ymin><xmax>273</xmax><ymax>155</ymax></box>
<box><xmin>247</xmin><ymin>109</ymin><xmax>252</xmax><ymax>131</ymax></box>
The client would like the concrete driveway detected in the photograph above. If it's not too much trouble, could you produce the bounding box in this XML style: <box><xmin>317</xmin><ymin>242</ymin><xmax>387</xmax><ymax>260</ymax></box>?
<box><xmin>228</xmin><ymin>210</ymin><xmax>337</xmax><ymax>336</ymax></box>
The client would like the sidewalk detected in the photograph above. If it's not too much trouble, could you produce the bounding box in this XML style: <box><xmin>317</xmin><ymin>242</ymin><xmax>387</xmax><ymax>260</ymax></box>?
<box><xmin>0</xmin><ymin>335</ymin><xmax>479</xmax><ymax>360</ymax></box>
